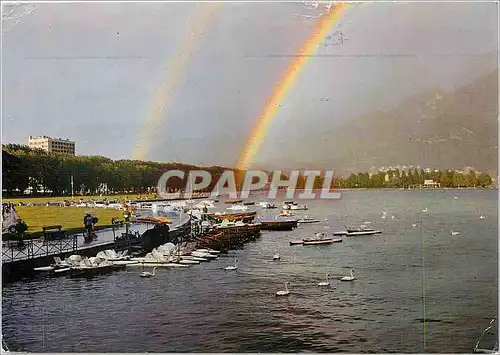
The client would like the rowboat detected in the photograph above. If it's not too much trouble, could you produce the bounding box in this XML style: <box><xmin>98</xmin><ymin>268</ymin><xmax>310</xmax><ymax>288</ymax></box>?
<box><xmin>297</xmin><ymin>216</ymin><xmax>320</xmax><ymax>223</ymax></box>
<box><xmin>334</xmin><ymin>227</ymin><xmax>382</xmax><ymax>236</ymax></box>
<box><xmin>303</xmin><ymin>238</ymin><xmax>342</xmax><ymax>245</ymax></box>
<box><xmin>126</xmin><ymin>262</ymin><xmax>190</xmax><ymax>268</ymax></box>
<box><xmin>302</xmin><ymin>232</ymin><xmax>342</xmax><ymax>245</ymax></box>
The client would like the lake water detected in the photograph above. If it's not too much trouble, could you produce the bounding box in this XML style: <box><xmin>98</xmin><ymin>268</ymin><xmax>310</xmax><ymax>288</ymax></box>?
<box><xmin>2</xmin><ymin>189</ymin><xmax>498</xmax><ymax>353</ymax></box>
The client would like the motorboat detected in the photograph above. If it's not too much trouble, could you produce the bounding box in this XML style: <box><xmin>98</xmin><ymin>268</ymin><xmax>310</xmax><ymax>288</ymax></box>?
<box><xmin>334</xmin><ymin>225</ymin><xmax>382</xmax><ymax>236</ymax></box>
<box><xmin>297</xmin><ymin>216</ymin><xmax>320</xmax><ymax>223</ymax></box>
<box><xmin>302</xmin><ymin>232</ymin><xmax>342</xmax><ymax>245</ymax></box>
<box><xmin>282</xmin><ymin>201</ymin><xmax>308</xmax><ymax>210</ymax></box>
<box><xmin>278</xmin><ymin>211</ymin><xmax>294</xmax><ymax>218</ymax></box>
<box><xmin>226</xmin><ymin>204</ymin><xmax>248</xmax><ymax>211</ymax></box>
<box><xmin>303</xmin><ymin>238</ymin><xmax>342</xmax><ymax>245</ymax></box>
<box><xmin>259</xmin><ymin>202</ymin><xmax>277</xmax><ymax>209</ymax></box>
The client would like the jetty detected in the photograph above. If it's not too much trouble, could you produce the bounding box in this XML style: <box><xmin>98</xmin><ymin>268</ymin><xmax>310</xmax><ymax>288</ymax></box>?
<box><xmin>2</xmin><ymin>217</ymin><xmax>193</xmax><ymax>283</ymax></box>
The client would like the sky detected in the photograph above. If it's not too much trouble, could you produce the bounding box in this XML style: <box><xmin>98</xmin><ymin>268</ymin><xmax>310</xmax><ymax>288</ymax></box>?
<box><xmin>2</xmin><ymin>1</ymin><xmax>498</xmax><ymax>169</ymax></box>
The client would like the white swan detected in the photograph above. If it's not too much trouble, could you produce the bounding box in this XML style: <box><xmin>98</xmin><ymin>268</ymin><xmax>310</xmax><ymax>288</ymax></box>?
<box><xmin>451</xmin><ymin>231</ymin><xmax>460</xmax><ymax>236</ymax></box>
<box><xmin>454</xmin><ymin>196</ymin><xmax>458</xmax><ymax>199</ymax></box>
<box><xmin>276</xmin><ymin>281</ymin><xmax>290</xmax><ymax>296</ymax></box>
<box><xmin>273</xmin><ymin>253</ymin><xmax>280</xmax><ymax>260</ymax></box>
<box><xmin>480</xmin><ymin>215</ymin><xmax>485</xmax><ymax>219</ymax></box>
<box><xmin>139</xmin><ymin>267</ymin><xmax>156</xmax><ymax>278</ymax></box>
<box><xmin>412</xmin><ymin>223</ymin><xmax>417</xmax><ymax>227</ymax></box>
<box><xmin>340</xmin><ymin>269</ymin><xmax>355</xmax><ymax>282</ymax></box>
<box><xmin>422</xmin><ymin>208</ymin><xmax>428</xmax><ymax>212</ymax></box>
<box><xmin>318</xmin><ymin>273</ymin><xmax>330</xmax><ymax>287</ymax></box>
<box><xmin>225</xmin><ymin>259</ymin><xmax>238</xmax><ymax>270</ymax></box>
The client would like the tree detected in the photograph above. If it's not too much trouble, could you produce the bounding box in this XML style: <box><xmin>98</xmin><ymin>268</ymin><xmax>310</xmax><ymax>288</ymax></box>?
<box><xmin>477</xmin><ymin>173</ymin><xmax>492</xmax><ymax>187</ymax></box>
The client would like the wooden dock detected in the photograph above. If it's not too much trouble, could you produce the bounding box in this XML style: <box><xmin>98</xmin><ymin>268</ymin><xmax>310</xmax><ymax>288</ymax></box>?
<box><xmin>1</xmin><ymin>217</ymin><xmax>194</xmax><ymax>283</ymax></box>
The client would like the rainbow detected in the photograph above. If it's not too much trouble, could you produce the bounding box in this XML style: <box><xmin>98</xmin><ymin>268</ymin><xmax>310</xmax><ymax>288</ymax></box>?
<box><xmin>132</xmin><ymin>3</ymin><xmax>220</xmax><ymax>160</ymax></box>
<box><xmin>235</xmin><ymin>3</ymin><xmax>348</xmax><ymax>171</ymax></box>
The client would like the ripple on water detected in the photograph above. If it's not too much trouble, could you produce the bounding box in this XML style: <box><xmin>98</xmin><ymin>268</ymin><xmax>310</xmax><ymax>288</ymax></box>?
<box><xmin>2</xmin><ymin>190</ymin><xmax>498</xmax><ymax>353</ymax></box>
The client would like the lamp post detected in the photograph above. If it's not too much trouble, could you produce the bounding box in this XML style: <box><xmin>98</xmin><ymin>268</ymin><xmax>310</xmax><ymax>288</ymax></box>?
<box><xmin>421</xmin><ymin>207</ymin><xmax>428</xmax><ymax>351</ymax></box>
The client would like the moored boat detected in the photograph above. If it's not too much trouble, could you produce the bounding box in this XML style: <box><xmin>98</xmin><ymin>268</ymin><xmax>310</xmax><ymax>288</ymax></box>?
<box><xmin>302</xmin><ymin>232</ymin><xmax>342</xmax><ymax>245</ymax></box>
<box><xmin>282</xmin><ymin>201</ymin><xmax>308</xmax><ymax>210</ymax></box>
<box><xmin>334</xmin><ymin>226</ymin><xmax>382</xmax><ymax>236</ymax></box>
<box><xmin>297</xmin><ymin>216</ymin><xmax>320</xmax><ymax>223</ymax></box>
<box><xmin>260</xmin><ymin>219</ymin><xmax>297</xmax><ymax>231</ymax></box>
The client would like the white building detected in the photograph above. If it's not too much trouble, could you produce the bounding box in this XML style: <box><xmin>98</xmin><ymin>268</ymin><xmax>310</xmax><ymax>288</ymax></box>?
<box><xmin>28</xmin><ymin>136</ymin><xmax>75</xmax><ymax>155</ymax></box>
<box><xmin>423</xmin><ymin>179</ymin><xmax>439</xmax><ymax>188</ymax></box>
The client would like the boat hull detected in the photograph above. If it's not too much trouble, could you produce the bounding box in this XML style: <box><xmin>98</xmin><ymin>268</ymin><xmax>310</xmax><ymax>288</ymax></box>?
<box><xmin>260</xmin><ymin>220</ymin><xmax>297</xmax><ymax>231</ymax></box>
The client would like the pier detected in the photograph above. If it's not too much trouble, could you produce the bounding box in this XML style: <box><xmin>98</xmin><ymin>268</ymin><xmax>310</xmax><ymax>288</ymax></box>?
<box><xmin>1</xmin><ymin>217</ymin><xmax>194</xmax><ymax>283</ymax></box>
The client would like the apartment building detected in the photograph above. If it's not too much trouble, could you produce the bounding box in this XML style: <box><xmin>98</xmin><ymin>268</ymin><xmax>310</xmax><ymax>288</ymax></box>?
<box><xmin>28</xmin><ymin>136</ymin><xmax>75</xmax><ymax>155</ymax></box>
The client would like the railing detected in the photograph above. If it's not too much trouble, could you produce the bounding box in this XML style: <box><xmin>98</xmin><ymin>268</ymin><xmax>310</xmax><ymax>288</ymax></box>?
<box><xmin>2</xmin><ymin>235</ymin><xmax>78</xmax><ymax>263</ymax></box>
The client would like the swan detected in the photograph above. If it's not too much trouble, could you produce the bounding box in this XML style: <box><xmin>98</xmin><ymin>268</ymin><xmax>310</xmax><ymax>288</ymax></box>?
<box><xmin>451</xmin><ymin>231</ymin><xmax>460</xmax><ymax>236</ymax></box>
<box><xmin>381</xmin><ymin>215</ymin><xmax>386</xmax><ymax>219</ymax></box>
<box><xmin>391</xmin><ymin>215</ymin><xmax>395</xmax><ymax>219</ymax></box>
<box><xmin>454</xmin><ymin>196</ymin><xmax>458</xmax><ymax>199</ymax></box>
<box><xmin>318</xmin><ymin>273</ymin><xmax>330</xmax><ymax>287</ymax></box>
<box><xmin>340</xmin><ymin>269</ymin><xmax>355</xmax><ymax>282</ymax></box>
<box><xmin>422</xmin><ymin>208</ymin><xmax>428</xmax><ymax>212</ymax></box>
<box><xmin>273</xmin><ymin>253</ymin><xmax>280</xmax><ymax>261</ymax></box>
<box><xmin>139</xmin><ymin>267</ymin><xmax>156</xmax><ymax>278</ymax></box>
<box><xmin>276</xmin><ymin>281</ymin><xmax>290</xmax><ymax>296</ymax></box>
<box><xmin>412</xmin><ymin>223</ymin><xmax>417</xmax><ymax>227</ymax></box>
<box><xmin>480</xmin><ymin>215</ymin><xmax>485</xmax><ymax>219</ymax></box>
<box><xmin>225</xmin><ymin>259</ymin><xmax>238</xmax><ymax>270</ymax></box>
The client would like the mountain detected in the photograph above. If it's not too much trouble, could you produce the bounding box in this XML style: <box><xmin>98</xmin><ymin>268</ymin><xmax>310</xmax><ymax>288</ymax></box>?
<box><xmin>311</xmin><ymin>70</ymin><xmax>498</xmax><ymax>175</ymax></box>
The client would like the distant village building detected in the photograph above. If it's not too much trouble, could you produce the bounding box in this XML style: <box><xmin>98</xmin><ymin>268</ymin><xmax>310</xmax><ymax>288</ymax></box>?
<box><xmin>423</xmin><ymin>179</ymin><xmax>440</xmax><ymax>188</ymax></box>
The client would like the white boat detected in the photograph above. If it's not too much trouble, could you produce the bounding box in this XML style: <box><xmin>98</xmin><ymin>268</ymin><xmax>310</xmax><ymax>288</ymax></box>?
<box><xmin>282</xmin><ymin>201</ymin><xmax>307</xmax><ymax>210</ymax></box>
<box><xmin>181</xmin><ymin>255</ymin><xmax>210</xmax><ymax>262</ymax></box>
<box><xmin>226</xmin><ymin>204</ymin><xmax>248</xmax><ymax>211</ymax></box>
<box><xmin>126</xmin><ymin>262</ymin><xmax>190</xmax><ymax>268</ymax></box>
<box><xmin>334</xmin><ymin>226</ymin><xmax>382</xmax><ymax>236</ymax></box>
<box><xmin>302</xmin><ymin>232</ymin><xmax>342</xmax><ymax>245</ymax></box>
<box><xmin>259</xmin><ymin>202</ymin><xmax>277</xmax><ymax>209</ymax></box>
<box><xmin>196</xmin><ymin>248</ymin><xmax>220</xmax><ymax>255</ymax></box>
<box><xmin>191</xmin><ymin>251</ymin><xmax>218</xmax><ymax>259</ymax></box>
<box><xmin>172</xmin><ymin>258</ymin><xmax>200</xmax><ymax>265</ymax></box>
<box><xmin>297</xmin><ymin>216</ymin><xmax>320</xmax><ymax>223</ymax></box>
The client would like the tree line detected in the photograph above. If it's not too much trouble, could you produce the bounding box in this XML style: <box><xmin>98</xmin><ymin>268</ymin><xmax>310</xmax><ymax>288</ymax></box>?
<box><xmin>2</xmin><ymin>144</ymin><xmax>231</xmax><ymax>196</ymax></box>
<box><xmin>325</xmin><ymin>168</ymin><xmax>492</xmax><ymax>189</ymax></box>
<box><xmin>2</xmin><ymin>144</ymin><xmax>494</xmax><ymax>197</ymax></box>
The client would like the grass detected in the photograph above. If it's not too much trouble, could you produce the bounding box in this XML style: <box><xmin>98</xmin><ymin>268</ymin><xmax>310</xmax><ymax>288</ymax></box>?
<box><xmin>3</xmin><ymin>193</ymin><xmax>158</xmax><ymax>205</ymax></box>
<box><xmin>11</xmin><ymin>206</ymin><xmax>124</xmax><ymax>237</ymax></box>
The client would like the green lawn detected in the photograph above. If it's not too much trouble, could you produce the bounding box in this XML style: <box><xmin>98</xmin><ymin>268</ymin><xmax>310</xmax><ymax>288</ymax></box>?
<box><xmin>12</xmin><ymin>206</ymin><xmax>124</xmax><ymax>236</ymax></box>
<box><xmin>3</xmin><ymin>193</ymin><xmax>158</xmax><ymax>205</ymax></box>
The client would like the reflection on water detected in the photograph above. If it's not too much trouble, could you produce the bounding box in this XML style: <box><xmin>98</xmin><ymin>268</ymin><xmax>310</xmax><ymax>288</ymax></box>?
<box><xmin>2</xmin><ymin>189</ymin><xmax>497</xmax><ymax>353</ymax></box>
